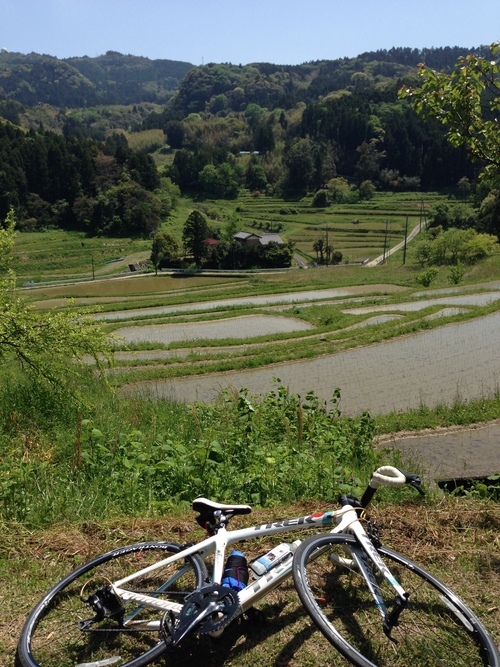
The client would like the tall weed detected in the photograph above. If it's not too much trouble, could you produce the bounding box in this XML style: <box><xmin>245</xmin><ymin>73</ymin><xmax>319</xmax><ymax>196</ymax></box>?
<box><xmin>0</xmin><ymin>376</ymin><xmax>379</xmax><ymax>526</ymax></box>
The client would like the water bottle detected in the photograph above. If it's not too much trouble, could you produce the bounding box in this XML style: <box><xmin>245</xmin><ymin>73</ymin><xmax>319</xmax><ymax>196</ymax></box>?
<box><xmin>250</xmin><ymin>541</ymin><xmax>300</xmax><ymax>576</ymax></box>
<box><xmin>221</xmin><ymin>550</ymin><xmax>249</xmax><ymax>591</ymax></box>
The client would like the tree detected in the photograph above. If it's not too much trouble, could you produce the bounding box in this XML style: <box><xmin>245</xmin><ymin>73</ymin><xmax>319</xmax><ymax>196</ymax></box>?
<box><xmin>477</xmin><ymin>188</ymin><xmax>500</xmax><ymax>236</ymax></box>
<box><xmin>418</xmin><ymin>227</ymin><xmax>498</xmax><ymax>266</ymax></box>
<box><xmin>285</xmin><ymin>138</ymin><xmax>316</xmax><ymax>191</ymax></box>
<box><xmin>0</xmin><ymin>209</ymin><xmax>112</xmax><ymax>392</ymax></box>
<box><xmin>399</xmin><ymin>43</ymin><xmax>500</xmax><ymax>179</ymax></box>
<box><xmin>246</xmin><ymin>159</ymin><xmax>268</xmax><ymax>191</ymax></box>
<box><xmin>414</xmin><ymin>238</ymin><xmax>433</xmax><ymax>266</ymax></box>
<box><xmin>312</xmin><ymin>189</ymin><xmax>330</xmax><ymax>207</ymax></box>
<box><xmin>327</xmin><ymin>177</ymin><xmax>352</xmax><ymax>203</ymax></box>
<box><xmin>150</xmin><ymin>232</ymin><xmax>179</xmax><ymax>274</ymax></box>
<box><xmin>312</xmin><ymin>238</ymin><xmax>324</xmax><ymax>263</ymax></box>
<box><xmin>182</xmin><ymin>210</ymin><xmax>209</xmax><ymax>267</ymax></box>
<box><xmin>198</xmin><ymin>161</ymin><xmax>240</xmax><ymax>198</ymax></box>
<box><xmin>355</xmin><ymin>139</ymin><xmax>385</xmax><ymax>183</ymax></box>
<box><xmin>359</xmin><ymin>180</ymin><xmax>376</xmax><ymax>200</ymax></box>
<box><xmin>156</xmin><ymin>177</ymin><xmax>180</xmax><ymax>217</ymax></box>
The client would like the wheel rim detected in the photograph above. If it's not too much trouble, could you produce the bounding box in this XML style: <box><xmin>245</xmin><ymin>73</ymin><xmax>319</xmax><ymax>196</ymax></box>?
<box><xmin>20</xmin><ymin>543</ymin><xmax>205</xmax><ymax>667</ymax></box>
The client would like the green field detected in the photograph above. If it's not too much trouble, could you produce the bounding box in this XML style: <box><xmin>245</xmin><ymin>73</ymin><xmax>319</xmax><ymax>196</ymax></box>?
<box><xmin>10</xmin><ymin>191</ymin><xmax>444</xmax><ymax>282</ymax></box>
<box><xmin>4</xmin><ymin>191</ymin><xmax>500</xmax><ymax>667</ymax></box>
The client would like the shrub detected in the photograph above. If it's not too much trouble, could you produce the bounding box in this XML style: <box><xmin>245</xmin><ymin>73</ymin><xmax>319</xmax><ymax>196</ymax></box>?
<box><xmin>312</xmin><ymin>189</ymin><xmax>330</xmax><ymax>207</ymax></box>
<box><xmin>415</xmin><ymin>266</ymin><xmax>438</xmax><ymax>287</ymax></box>
<box><xmin>448</xmin><ymin>263</ymin><xmax>465</xmax><ymax>284</ymax></box>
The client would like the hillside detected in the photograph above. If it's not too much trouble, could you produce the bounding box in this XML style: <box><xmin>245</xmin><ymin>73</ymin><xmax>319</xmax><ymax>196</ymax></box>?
<box><xmin>0</xmin><ymin>50</ymin><xmax>193</xmax><ymax>108</ymax></box>
<box><xmin>0</xmin><ymin>43</ymin><xmax>497</xmax><ymax>241</ymax></box>
<box><xmin>0</xmin><ymin>45</ymin><xmax>491</xmax><ymax>115</ymax></box>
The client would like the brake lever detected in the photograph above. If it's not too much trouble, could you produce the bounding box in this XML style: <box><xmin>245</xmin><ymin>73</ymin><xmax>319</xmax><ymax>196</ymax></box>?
<box><xmin>398</xmin><ymin>469</ymin><xmax>425</xmax><ymax>495</ymax></box>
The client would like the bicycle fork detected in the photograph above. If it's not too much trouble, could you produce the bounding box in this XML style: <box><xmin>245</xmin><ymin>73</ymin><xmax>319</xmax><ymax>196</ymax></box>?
<box><xmin>333</xmin><ymin>519</ymin><xmax>410</xmax><ymax>643</ymax></box>
<box><xmin>348</xmin><ymin>544</ymin><xmax>409</xmax><ymax>643</ymax></box>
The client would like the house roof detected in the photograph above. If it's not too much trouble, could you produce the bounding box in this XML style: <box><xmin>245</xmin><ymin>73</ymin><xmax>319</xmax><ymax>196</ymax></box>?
<box><xmin>233</xmin><ymin>231</ymin><xmax>285</xmax><ymax>246</ymax></box>
<box><xmin>233</xmin><ymin>231</ymin><xmax>260</xmax><ymax>241</ymax></box>
<box><xmin>259</xmin><ymin>233</ymin><xmax>284</xmax><ymax>246</ymax></box>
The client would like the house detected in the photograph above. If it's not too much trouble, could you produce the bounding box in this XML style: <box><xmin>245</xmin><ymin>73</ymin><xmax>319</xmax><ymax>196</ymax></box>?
<box><xmin>233</xmin><ymin>231</ymin><xmax>285</xmax><ymax>247</ymax></box>
<box><xmin>233</xmin><ymin>231</ymin><xmax>261</xmax><ymax>247</ymax></box>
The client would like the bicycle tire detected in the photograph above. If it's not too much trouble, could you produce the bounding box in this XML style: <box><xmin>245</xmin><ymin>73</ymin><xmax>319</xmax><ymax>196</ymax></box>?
<box><xmin>293</xmin><ymin>532</ymin><xmax>500</xmax><ymax>667</ymax></box>
<box><xmin>17</xmin><ymin>541</ymin><xmax>207</xmax><ymax>667</ymax></box>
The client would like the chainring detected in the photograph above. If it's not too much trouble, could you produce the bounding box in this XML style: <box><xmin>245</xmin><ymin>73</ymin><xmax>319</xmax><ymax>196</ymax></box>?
<box><xmin>179</xmin><ymin>584</ymin><xmax>239</xmax><ymax>634</ymax></box>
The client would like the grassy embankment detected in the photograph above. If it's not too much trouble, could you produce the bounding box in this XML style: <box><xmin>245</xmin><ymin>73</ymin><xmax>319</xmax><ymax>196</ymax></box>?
<box><xmin>4</xmin><ymin>495</ymin><xmax>500</xmax><ymax>665</ymax></box>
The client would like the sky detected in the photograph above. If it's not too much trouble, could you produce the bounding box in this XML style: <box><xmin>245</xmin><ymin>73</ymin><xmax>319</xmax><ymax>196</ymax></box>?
<box><xmin>2</xmin><ymin>0</ymin><xmax>500</xmax><ymax>66</ymax></box>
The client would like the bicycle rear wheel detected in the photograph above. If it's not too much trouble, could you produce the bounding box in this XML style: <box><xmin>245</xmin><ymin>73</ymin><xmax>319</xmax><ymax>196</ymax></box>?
<box><xmin>293</xmin><ymin>533</ymin><xmax>499</xmax><ymax>667</ymax></box>
<box><xmin>18</xmin><ymin>541</ymin><xmax>207</xmax><ymax>667</ymax></box>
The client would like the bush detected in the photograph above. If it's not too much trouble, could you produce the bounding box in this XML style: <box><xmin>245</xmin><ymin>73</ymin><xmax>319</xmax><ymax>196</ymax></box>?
<box><xmin>415</xmin><ymin>266</ymin><xmax>438</xmax><ymax>287</ymax></box>
<box><xmin>448</xmin><ymin>263</ymin><xmax>465</xmax><ymax>284</ymax></box>
<box><xmin>312</xmin><ymin>189</ymin><xmax>330</xmax><ymax>207</ymax></box>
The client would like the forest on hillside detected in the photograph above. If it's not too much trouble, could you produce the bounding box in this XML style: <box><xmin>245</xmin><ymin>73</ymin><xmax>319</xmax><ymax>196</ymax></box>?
<box><xmin>0</xmin><ymin>45</ymin><xmax>498</xmax><ymax>239</ymax></box>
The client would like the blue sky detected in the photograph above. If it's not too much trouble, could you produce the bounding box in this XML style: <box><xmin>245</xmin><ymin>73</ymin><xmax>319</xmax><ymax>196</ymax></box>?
<box><xmin>2</xmin><ymin>0</ymin><xmax>500</xmax><ymax>65</ymax></box>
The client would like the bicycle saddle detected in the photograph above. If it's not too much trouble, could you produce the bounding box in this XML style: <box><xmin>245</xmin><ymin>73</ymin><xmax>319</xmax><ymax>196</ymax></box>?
<box><xmin>192</xmin><ymin>497</ymin><xmax>252</xmax><ymax>516</ymax></box>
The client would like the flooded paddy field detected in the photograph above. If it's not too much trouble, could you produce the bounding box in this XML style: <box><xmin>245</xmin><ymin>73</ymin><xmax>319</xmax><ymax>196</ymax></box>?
<box><xmin>113</xmin><ymin>314</ymin><xmax>313</xmax><ymax>345</ymax></box>
<box><xmin>96</xmin><ymin>284</ymin><xmax>408</xmax><ymax>321</ymax></box>
<box><xmin>342</xmin><ymin>291</ymin><xmax>500</xmax><ymax>315</ymax></box>
<box><xmin>378</xmin><ymin>421</ymin><xmax>500</xmax><ymax>481</ymax></box>
<box><xmin>123</xmin><ymin>311</ymin><xmax>500</xmax><ymax>417</ymax></box>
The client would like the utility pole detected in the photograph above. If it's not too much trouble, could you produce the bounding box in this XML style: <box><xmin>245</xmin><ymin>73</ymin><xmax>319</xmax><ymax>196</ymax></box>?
<box><xmin>383</xmin><ymin>218</ymin><xmax>389</xmax><ymax>263</ymax></box>
<box><xmin>403</xmin><ymin>214</ymin><xmax>409</xmax><ymax>265</ymax></box>
<box><xmin>325</xmin><ymin>223</ymin><xmax>329</xmax><ymax>267</ymax></box>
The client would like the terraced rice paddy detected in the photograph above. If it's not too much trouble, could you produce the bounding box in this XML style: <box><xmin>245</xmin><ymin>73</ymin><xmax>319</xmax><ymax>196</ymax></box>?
<box><xmin>113</xmin><ymin>314</ymin><xmax>313</xmax><ymax>345</ymax></box>
<box><xmin>96</xmin><ymin>284</ymin><xmax>408</xmax><ymax>321</ymax></box>
<box><xmin>124</xmin><ymin>310</ymin><xmax>500</xmax><ymax>416</ymax></box>
<box><xmin>95</xmin><ymin>280</ymin><xmax>500</xmax><ymax>418</ymax></box>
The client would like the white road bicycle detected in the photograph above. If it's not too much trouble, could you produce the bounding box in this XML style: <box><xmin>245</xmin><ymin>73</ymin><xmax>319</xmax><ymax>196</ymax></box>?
<box><xmin>17</xmin><ymin>466</ymin><xmax>500</xmax><ymax>667</ymax></box>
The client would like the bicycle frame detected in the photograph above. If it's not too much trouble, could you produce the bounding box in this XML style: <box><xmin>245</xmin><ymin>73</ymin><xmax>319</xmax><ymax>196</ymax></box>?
<box><xmin>112</xmin><ymin>500</ymin><xmax>407</xmax><ymax>630</ymax></box>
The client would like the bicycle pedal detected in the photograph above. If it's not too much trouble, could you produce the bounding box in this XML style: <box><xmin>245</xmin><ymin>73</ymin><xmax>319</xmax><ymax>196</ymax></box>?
<box><xmin>160</xmin><ymin>610</ymin><xmax>177</xmax><ymax>648</ymax></box>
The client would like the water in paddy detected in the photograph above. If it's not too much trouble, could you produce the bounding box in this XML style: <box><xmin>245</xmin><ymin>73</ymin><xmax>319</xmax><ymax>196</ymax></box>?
<box><xmin>113</xmin><ymin>314</ymin><xmax>313</xmax><ymax>345</ymax></box>
<box><xmin>97</xmin><ymin>285</ymin><xmax>407</xmax><ymax>321</ymax></box>
<box><xmin>124</xmin><ymin>312</ymin><xmax>500</xmax><ymax>417</ymax></box>
<box><xmin>342</xmin><ymin>292</ymin><xmax>500</xmax><ymax>315</ymax></box>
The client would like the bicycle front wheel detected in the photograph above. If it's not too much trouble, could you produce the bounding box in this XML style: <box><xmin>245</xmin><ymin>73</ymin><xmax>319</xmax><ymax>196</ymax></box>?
<box><xmin>293</xmin><ymin>533</ymin><xmax>499</xmax><ymax>667</ymax></box>
<box><xmin>18</xmin><ymin>541</ymin><xmax>207</xmax><ymax>667</ymax></box>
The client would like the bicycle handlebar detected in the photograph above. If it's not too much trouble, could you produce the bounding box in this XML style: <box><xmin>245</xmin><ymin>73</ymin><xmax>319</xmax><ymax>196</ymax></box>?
<box><xmin>370</xmin><ymin>466</ymin><xmax>407</xmax><ymax>488</ymax></box>
<box><xmin>357</xmin><ymin>466</ymin><xmax>424</xmax><ymax>508</ymax></box>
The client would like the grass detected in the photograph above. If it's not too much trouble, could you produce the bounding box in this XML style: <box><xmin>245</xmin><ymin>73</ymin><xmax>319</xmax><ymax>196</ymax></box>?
<box><xmin>375</xmin><ymin>392</ymin><xmax>500</xmax><ymax>434</ymax></box>
<box><xmin>4</xmin><ymin>496</ymin><xmax>500</xmax><ymax>667</ymax></box>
